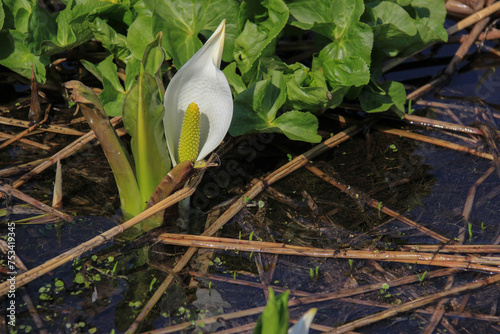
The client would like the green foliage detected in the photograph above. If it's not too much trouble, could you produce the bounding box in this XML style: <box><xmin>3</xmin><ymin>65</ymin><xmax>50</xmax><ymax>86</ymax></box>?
<box><xmin>254</xmin><ymin>288</ymin><xmax>290</xmax><ymax>334</ymax></box>
<box><xmin>65</xmin><ymin>37</ymin><xmax>171</xmax><ymax>232</ymax></box>
<box><xmin>0</xmin><ymin>0</ymin><xmax>447</xmax><ymax>140</ymax></box>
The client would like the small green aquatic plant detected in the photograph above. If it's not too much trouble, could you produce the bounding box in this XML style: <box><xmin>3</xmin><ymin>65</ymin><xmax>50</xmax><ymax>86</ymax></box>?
<box><xmin>254</xmin><ymin>288</ymin><xmax>316</xmax><ymax>334</ymax></box>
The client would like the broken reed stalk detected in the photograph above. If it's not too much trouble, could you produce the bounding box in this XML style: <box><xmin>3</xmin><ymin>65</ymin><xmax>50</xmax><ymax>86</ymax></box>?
<box><xmin>401</xmin><ymin>244</ymin><xmax>500</xmax><ymax>253</ymax></box>
<box><xmin>156</xmin><ymin>233</ymin><xmax>500</xmax><ymax>271</ymax></box>
<box><xmin>126</xmin><ymin>122</ymin><xmax>369</xmax><ymax>333</ymax></box>
<box><xmin>0</xmin><ymin>158</ymin><xmax>47</xmax><ymax>177</ymax></box>
<box><xmin>0</xmin><ymin>183</ymin><xmax>73</xmax><ymax>222</ymax></box>
<box><xmin>408</xmin><ymin>15</ymin><xmax>490</xmax><ymax>100</ymax></box>
<box><xmin>304</xmin><ymin>164</ymin><xmax>449</xmax><ymax>243</ymax></box>
<box><xmin>446</xmin><ymin>1</ymin><xmax>500</xmax><ymax>35</ymax></box>
<box><xmin>152</xmin><ymin>268</ymin><xmax>459</xmax><ymax>333</ymax></box>
<box><xmin>374</xmin><ymin>124</ymin><xmax>494</xmax><ymax>160</ymax></box>
<box><xmin>0</xmin><ymin>132</ymin><xmax>51</xmax><ymax>150</ymax></box>
<box><xmin>326</xmin><ymin>273</ymin><xmax>500</xmax><ymax>334</ymax></box>
<box><xmin>0</xmin><ymin>104</ymin><xmax>51</xmax><ymax>150</ymax></box>
<box><xmin>327</xmin><ymin>113</ymin><xmax>493</xmax><ymax>161</ymax></box>
<box><xmin>0</xmin><ymin>168</ymin><xmax>206</xmax><ymax>296</ymax></box>
<box><xmin>402</xmin><ymin>114</ymin><xmax>483</xmax><ymax>135</ymax></box>
<box><xmin>0</xmin><ymin>116</ymin><xmax>122</xmax><ymax>200</ymax></box>
<box><xmin>462</xmin><ymin>165</ymin><xmax>496</xmax><ymax>220</ymax></box>
<box><xmin>0</xmin><ymin>115</ymin><xmax>85</xmax><ymax>136</ymax></box>
<box><xmin>383</xmin><ymin>1</ymin><xmax>500</xmax><ymax>74</ymax></box>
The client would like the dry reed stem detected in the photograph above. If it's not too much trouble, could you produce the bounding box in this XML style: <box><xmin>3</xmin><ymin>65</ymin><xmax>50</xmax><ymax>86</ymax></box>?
<box><xmin>0</xmin><ymin>116</ymin><xmax>122</xmax><ymax>199</ymax></box>
<box><xmin>408</xmin><ymin>16</ymin><xmax>490</xmax><ymax>100</ymax></box>
<box><xmin>0</xmin><ymin>158</ymin><xmax>47</xmax><ymax>177</ymax></box>
<box><xmin>462</xmin><ymin>165</ymin><xmax>496</xmax><ymax>220</ymax></box>
<box><xmin>52</xmin><ymin>155</ymin><xmax>63</xmax><ymax>209</ymax></box>
<box><xmin>446</xmin><ymin>18</ymin><xmax>490</xmax><ymax>74</ymax></box>
<box><xmin>0</xmin><ymin>115</ymin><xmax>84</xmax><ymax>136</ymax></box>
<box><xmin>305</xmin><ymin>164</ymin><xmax>449</xmax><ymax>242</ymax></box>
<box><xmin>0</xmin><ymin>104</ymin><xmax>51</xmax><ymax>150</ymax></box>
<box><xmin>157</xmin><ymin>234</ymin><xmax>500</xmax><ymax>270</ymax></box>
<box><xmin>446</xmin><ymin>2</ymin><xmax>500</xmax><ymax>35</ymax></box>
<box><xmin>0</xmin><ymin>168</ymin><xmax>206</xmax><ymax>296</ymax></box>
<box><xmin>326</xmin><ymin>113</ymin><xmax>493</xmax><ymax>161</ymax></box>
<box><xmin>149</xmin><ymin>268</ymin><xmax>458</xmax><ymax>333</ymax></box>
<box><xmin>325</xmin><ymin>273</ymin><xmax>500</xmax><ymax>333</ymax></box>
<box><xmin>0</xmin><ymin>132</ymin><xmax>51</xmax><ymax>150</ymax></box>
<box><xmin>448</xmin><ymin>28</ymin><xmax>500</xmax><ymax>43</ymax></box>
<box><xmin>126</xmin><ymin>122</ymin><xmax>367</xmax><ymax>333</ymax></box>
<box><xmin>374</xmin><ymin>124</ymin><xmax>494</xmax><ymax>160</ymax></box>
<box><xmin>401</xmin><ymin>244</ymin><xmax>500</xmax><ymax>253</ymax></box>
<box><xmin>0</xmin><ymin>183</ymin><xmax>73</xmax><ymax>222</ymax></box>
<box><xmin>403</xmin><ymin>114</ymin><xmax>483</xmax><ymax>135</ymax></box>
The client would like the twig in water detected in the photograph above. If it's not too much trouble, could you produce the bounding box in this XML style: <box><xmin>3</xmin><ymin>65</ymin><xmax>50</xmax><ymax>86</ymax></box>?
<box><xmin>0</xmin><ymin>183</ymin><xmax>72</xmax><ymax>222</ymax></box>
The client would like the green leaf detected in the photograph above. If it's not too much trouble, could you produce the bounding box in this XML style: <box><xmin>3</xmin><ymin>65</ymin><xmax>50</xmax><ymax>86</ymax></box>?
<box><xmin>271</xmin><ymin>110</ymin><xmax>321</xmax><ymax>143</ymax></box>
<box><xmin>0</xmin><ymin>30</ymin><xmax>48</xmax><ymax>83</ymax></box>
<box><xmin>84</xmin><ymin>55</ymin><xmax>126</xmax><ymax>117</ymax></box>
<box><xmin>64</xmin><ymin>80</ymin><xmax>141</xmax><ymax>220</ymax></box>
<box><xmin>289</xmin><ymin>0</ymin><xmax>373</xmax><ymax>88</ymax></box>
<box><xmin>359</xmin><ymin>80</ymin><xmax>406</xmax><ymax>116</ymax></box>
<box><xmin>254</xmin><ymin>288</ymin><xmax>289</xmax><ymax>334</ymax></box>
<box><xmin>0</xmin><ymin>2</ymin><xmax>5</xmax><ymax>31</ymax></box>
<box><xmin>364</xmin><ymin>1</ymin><xmax>417</xmax><ymax>58</ymax></box>
<box><xmin>234</xmin><ymin>0</ymin><xmax>288</xmax><ymax>74</ymax></box>
<box><xmin>91</xmin><ymin>17</ymin><xmax>130</xmax><ymax>62</ymax></box>
<box><xmin>26</xmin><ymin>0</ymin><xmax>131</xmax><ymax>56</ymax></box>
<box><xmin>141</xmin><ymin>32</ymin><xmax>166</xmax><ymax>99</ymax></box>
<box><xmin>123</xmin><ymin>72</ymin><xmax>171</xmax><ymax>210</ymax></box>
<box><xmin>144</xmin><ymin>0</ymin><xmax>239</xmax><ymax>68</ymax></box>
<box><xmin>366</xmin><ymin>0</ymin><xmax>447</xmax><ymax>59</ymax></box>
<box><xmin>261</xmin><ymin>57</ymin><xmax>335</xmax><ymax>113</ymax></box>
<box><xmin>1</xmin><ymin>0</ymin><xmax>34</xmax><ymax>32</ymax></box>
<box><xmin>223</xmin><ymin>62</ymin><xmax>247</xmax><ymax>96</ymax></box>
<box><xmin>127</xmin><ymin>14</ymin><xmax>157</xmax><ymax>61</ymax></box>
<box><xmin>230</xmin><ymin>70</ymin><xmax>320</xmax><ymax>142</ymax></box>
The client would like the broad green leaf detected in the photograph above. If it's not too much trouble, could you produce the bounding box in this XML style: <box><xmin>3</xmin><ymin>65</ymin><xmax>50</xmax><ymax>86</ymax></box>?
<box><xmin>364</xmin><ymin>1</ymin><xmax>417</xmax><ymax>58</ymax></box>
<box><xmin>64</xmin><ymin>80</ymin><xmax>141</xmax><ymax>220</ymax></box>
<box><xmin>0</xmin><ymin>2</ymin><xmax>5</xmax><ymax>31</ymax></box>
<box><xmin>127</xmin><ymin>14</ymin><xmax>157</xmax><ymax>61</ymax></box>
<box><xmin>223</xmin><ymin>62</ymin><xmax>247</xmax><ymax>96</ymax></box>
<box><xmin>0</xmin><ymin>30</ymin><xmax>48</xmax><ymax>83</ymax></box>
<box><xmin>91</xmin><ymin>17</ymin><xmax>130</xmax><ymax>62</ymax></box>
<box><xmin>261</xmin><ymin>58</ymin><xmax>334</xmax><ymax>113</ymax></box>
<box><xmin>2</xmin><ymin>0</ymin><xmax>34</xmax><ymax>32</ymax></box>
<box><xmin>288</xmin><ymin>0</ymin><xmax>373</xmax><ymax>88</ymax></box>
<box><xmin>123</xmin><ymin>72</ymin><xmax>171</xmax><ymax>210</ymax></box>
<box><xmin>230</xmin><ymin>71</ymin><xmax>320</xmax><ymax>142</ymax></box>
<box><xmin>26</xmin><ymin>0</ymin><xmax>131</xmax><ymax>56</ymax></box>
<box><xmin>144</xmin><ymin>0</ymin><xmax>239</xmax><ymax>68</ymax></box>
<box><xmin>359</xmin><ymin>80</ymin><xmax>406</xmax><ymax>115</ymax></box>
<box><xmin>366</xmin><ymin>0</ymin><xmax>447</xmax><ymax>59</ymax></box>
<box><xmin>234</xmin><ymin>0</ymin><xmax>288</xmax><ymax>74</ymax></box>
<box><xmin>83</xmin><ymin>55</ymin><xmax>126</xmax><ymax>116</ymax></box>
<box><xmin>141</xmin><ymin>32</ymin><xmax>165</xmax><ymax>98</ymax></box>
<box><xmin>271</xmin><ymin>110</ymin><xmax>321</xmax><ymax>143</ymax></box>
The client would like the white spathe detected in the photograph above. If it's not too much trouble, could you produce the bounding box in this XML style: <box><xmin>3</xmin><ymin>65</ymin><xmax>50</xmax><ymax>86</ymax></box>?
<box><xmin>164</xmin><ymin>20</ymin><xmax>233</xmax><ymax>166</ymax></box>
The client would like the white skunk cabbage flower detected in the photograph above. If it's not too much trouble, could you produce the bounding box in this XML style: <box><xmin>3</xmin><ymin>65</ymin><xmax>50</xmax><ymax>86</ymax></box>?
<box><xmin>164</xmin><ymin>19</ymin><xmax>233</xmax><ymax>166</ymax></box>
<box><xmin>288</xmin><ymin>308</ymin><xmax>317</xmax><ymax>334</ymax></box>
